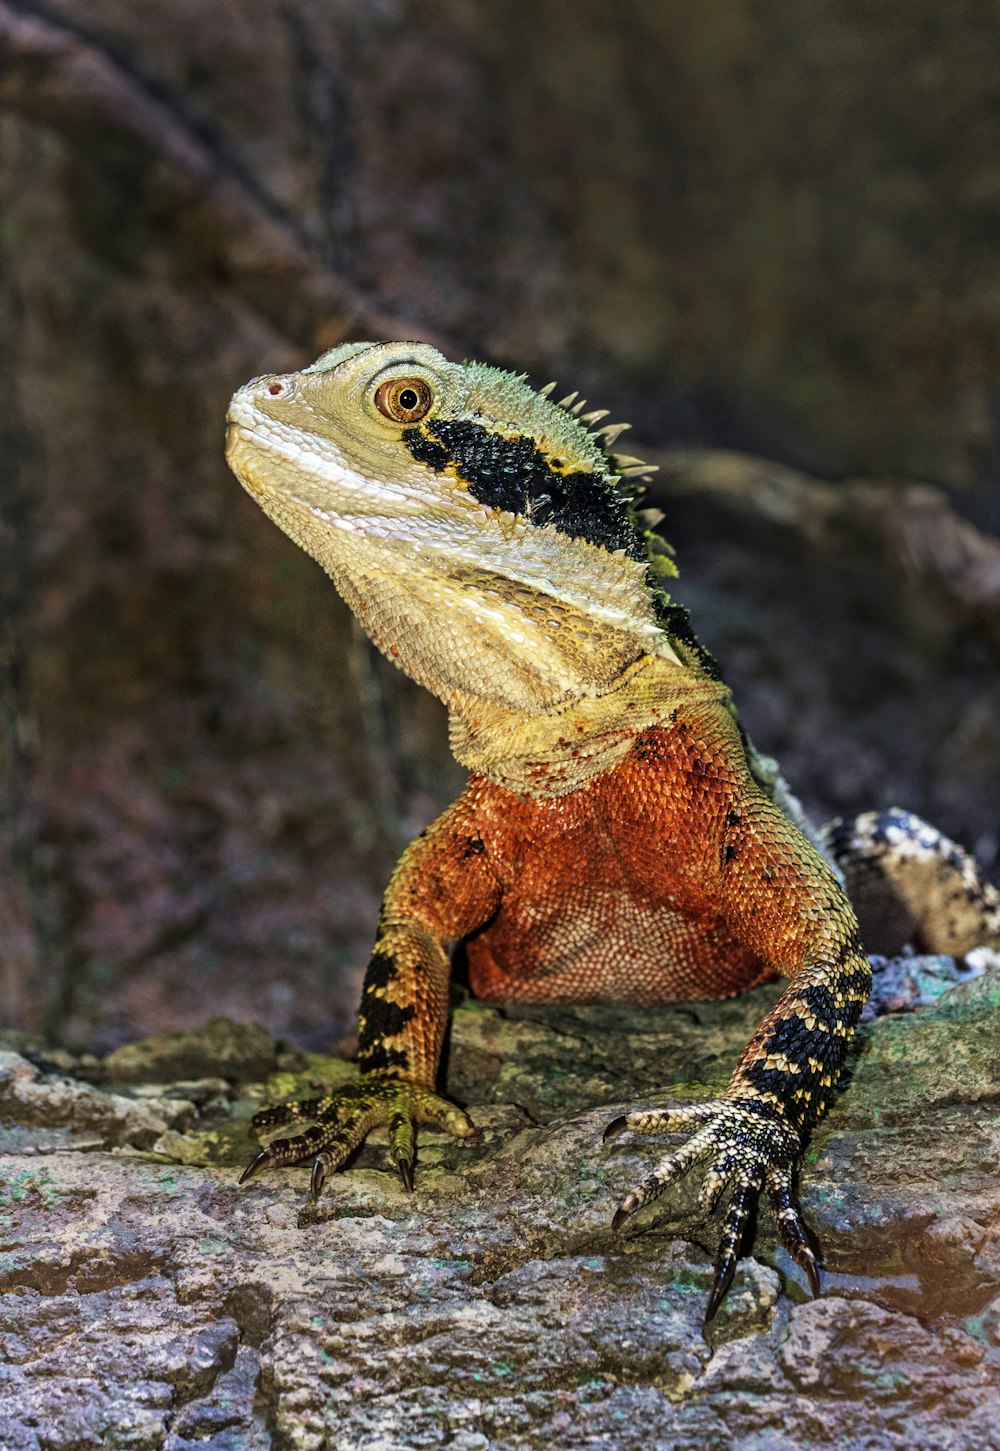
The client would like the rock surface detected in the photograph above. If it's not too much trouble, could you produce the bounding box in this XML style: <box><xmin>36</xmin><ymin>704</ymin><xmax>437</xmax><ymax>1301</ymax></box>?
<box><xmin>3</xmin><ymin>965</ymin><xmax>1000</xmax><ymax>1450</ymax></box>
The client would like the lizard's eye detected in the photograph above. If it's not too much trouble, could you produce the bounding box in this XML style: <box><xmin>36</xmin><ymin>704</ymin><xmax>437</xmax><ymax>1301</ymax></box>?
<box><xmin>374</xmin><ymin>377</ymin><xmax>433</xmax><ymax>424</ymax></box>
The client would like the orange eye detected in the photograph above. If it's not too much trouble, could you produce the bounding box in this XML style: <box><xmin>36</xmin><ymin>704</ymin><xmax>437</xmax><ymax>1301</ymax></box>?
<box><xmin>374</xmin><ymin>377</ymin><xmax>433</xmax><ymax>424</ymax></box>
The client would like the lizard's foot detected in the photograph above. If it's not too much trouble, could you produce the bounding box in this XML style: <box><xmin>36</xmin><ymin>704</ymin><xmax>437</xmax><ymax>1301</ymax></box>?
<box><xmin>604</xmin><ymin>1099</ymin><xmax>818</xmax><ymax>1322</ymax></box>
<box><xmin>239</xmin><ymin>1077</ymin><xmax>475</xmax><ymax>1197</ymax></box>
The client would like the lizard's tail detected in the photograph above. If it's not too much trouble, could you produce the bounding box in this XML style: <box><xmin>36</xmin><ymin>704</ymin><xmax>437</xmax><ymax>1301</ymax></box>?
<box><xmin>820</xmin><ymin>808</ymin><xmax>1000</xmax><ymax>957</ymax></box>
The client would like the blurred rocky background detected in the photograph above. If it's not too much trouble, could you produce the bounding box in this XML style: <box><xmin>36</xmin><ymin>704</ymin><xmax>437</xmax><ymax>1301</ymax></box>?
<box><xmin>2</xmin><ymin>0</ymin><xmax>999</xmax><ymax>1052</ymax></box>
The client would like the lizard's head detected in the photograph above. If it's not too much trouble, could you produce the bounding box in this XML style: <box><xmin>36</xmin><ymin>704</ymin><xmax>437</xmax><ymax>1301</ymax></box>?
<box><xmin>226</xmin><ymin>341</ymin><xmax>694</xmax><ymax>710</ymax></box>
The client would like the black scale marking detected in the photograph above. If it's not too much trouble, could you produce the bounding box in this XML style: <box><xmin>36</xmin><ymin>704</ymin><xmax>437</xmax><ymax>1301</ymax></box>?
<box><xmin>403</xmin><ymin>420</ymin><xmax>645</xmax><ymax>558</ymax></box>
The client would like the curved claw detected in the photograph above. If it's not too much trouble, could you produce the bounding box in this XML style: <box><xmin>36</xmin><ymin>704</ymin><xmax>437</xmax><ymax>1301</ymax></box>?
<box><xmin>768</xmin><ymin>1164</ymin><xmax>822</xmax><ymax>1296</ymax></box>
<box><xmin>799</xmin><ymin>1244</ymin><xmax>821</xmax><ymax>1298</ymax></box>
<box><xmin>388</xmin><ymin>1110</ymin><xmax>417</xmax><ymax>1191</ymax></box>
<box><xmin>703</xmin><ymin>1169</ymin><xmax>763</xmax><ymax>1324</ymax></box>
<box><xmin>603</xmin><ymin>1115</ymin><xmax>628</xmax><ymax>1143</ymax></box>
<box><xmin>310</xmin><ymin>1155</ymin><xmax>329</xmax><ymax>1199</ymax></box>
<box><xmin>239</xmin><ymin>1148</ymin><xmax>274</xmax><ymax>1185</ymax></box>
<box><xmin>704</xmin><ymin>1251</ymin><xmax>737</xmax><ymax>1324</ymax></box>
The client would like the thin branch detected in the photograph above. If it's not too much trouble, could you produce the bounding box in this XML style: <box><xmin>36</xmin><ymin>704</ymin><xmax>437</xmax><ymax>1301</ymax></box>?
<box><xmin>0</xmin><ymin>1</ymin><xmax>453</xmax><ymax>351</ymax></box>
<box><xmin>652</xmin><ymin>448</ymin><xmax>1000</xmax><ymax>618</ymax></box>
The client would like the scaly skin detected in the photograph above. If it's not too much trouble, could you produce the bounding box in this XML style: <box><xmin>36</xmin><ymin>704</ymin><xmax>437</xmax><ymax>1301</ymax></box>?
<box><xmin>225</xmin><ymin>340</ymin><xmax>996</xmax><ymax>1321</ymax></box>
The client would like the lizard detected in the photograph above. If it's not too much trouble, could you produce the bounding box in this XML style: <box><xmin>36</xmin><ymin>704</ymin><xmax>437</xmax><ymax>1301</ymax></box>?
<box><xmin>224</xmin><ymin>340</ymin><xmax>1000</xmax><ymax>1321</ymax></box>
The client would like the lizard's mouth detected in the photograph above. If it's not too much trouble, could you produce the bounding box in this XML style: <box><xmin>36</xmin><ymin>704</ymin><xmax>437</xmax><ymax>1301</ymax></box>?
<box><xmin>224</xmin><ymin>418</ymin><xmax>264</xmax><ymax>494</ymax></box>
<box><xmin>224</xmin><ymin>399</ymin><xmax>274</xmax><ymax>498</ymax></box>
<box><xmin>225</xmin><ymin>393</ymin><xmax>437</xmax><ymax>524</ymax></box>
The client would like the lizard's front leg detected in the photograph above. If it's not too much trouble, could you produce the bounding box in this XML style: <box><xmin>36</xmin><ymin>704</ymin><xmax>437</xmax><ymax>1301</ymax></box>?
<box><xmin>608</xmin><ymin>785</ymin><xmax>871</xmax><ymax>1320</ymax></box>
<box><xmin>240</xmin><ymin>792</ymin><xmax>501</xmax><ymax>1195</ymax></box>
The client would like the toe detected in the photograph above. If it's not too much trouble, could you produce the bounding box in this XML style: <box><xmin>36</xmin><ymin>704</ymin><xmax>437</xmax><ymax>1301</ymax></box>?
<box><xmin>388</xmin><ymin>1111</ymin><xmax>417</xmax><ymax>1190</ymax></box>
<box><xmin>768</xmin><ymin>1166</ymin><xmax>822</xmax><ymax>1296</ymax></box>
<box><xmin>703</xmin><ymin>1169</ymin><xmax>763</xmax><ymax>1324</ymax></box>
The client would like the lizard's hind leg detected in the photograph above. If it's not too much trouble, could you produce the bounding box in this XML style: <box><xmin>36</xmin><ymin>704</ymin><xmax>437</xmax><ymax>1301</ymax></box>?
<box><xmin>821</xmin><ymin>809</ymin><xmax>1000</xmax><ymax>957</ymax></box>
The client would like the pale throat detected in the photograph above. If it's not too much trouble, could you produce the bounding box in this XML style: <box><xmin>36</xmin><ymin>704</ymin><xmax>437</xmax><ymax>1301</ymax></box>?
<box><xmin>446</xmin><ymin>652</ymin><xmax>732</xmax><ymax>800</ymax></box>
<box><xmin>313</xmin><ymin>522</ymin><xmax>723</xmax><ymax>798</ymax></box>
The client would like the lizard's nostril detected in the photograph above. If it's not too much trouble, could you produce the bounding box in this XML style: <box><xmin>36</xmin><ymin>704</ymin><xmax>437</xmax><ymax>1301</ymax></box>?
<box><xmin>267</xmin><ymin>380</ymin><xmax>287</xmax><ymax>397</ymax></box>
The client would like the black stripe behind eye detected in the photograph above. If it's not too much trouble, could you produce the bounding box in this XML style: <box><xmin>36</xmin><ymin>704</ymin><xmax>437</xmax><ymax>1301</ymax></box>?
<box><xmin>402</xmin><ymin>420</ymin><xmax>645</xmax><ymax>559</ymax></box>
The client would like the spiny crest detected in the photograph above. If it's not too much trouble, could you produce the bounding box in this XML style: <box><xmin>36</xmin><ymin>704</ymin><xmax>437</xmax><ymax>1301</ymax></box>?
<box><xmin>537</xmin><ymin>378</ymin><xmax>659</xmax><ymax>486</ymax></box>
<box><xmin>460</xmin><ymin>362</ymin><xmax>611</xmax><ymax>480</ymax></box>
<box><xmin>535</xmin><ymin>374</ymin><xmax>673</xmax><ymax>581</ymax></box>
<box><xmin>532</xmin><ymin>374</ymin><xmax>719</xmax><ymax>674</ymax></box>
<box><xmin>441</xmin><ymin>360</ymin><xmax>675</xmax><ymax>570</ymax></box>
